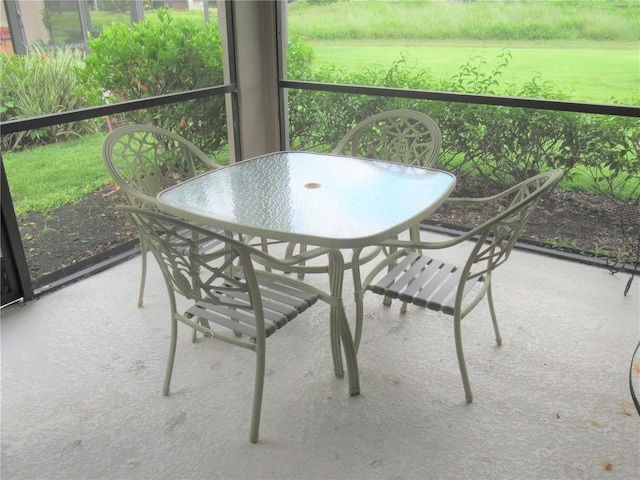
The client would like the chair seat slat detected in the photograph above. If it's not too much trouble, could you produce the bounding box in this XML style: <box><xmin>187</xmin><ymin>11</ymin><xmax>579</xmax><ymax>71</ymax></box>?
<box><xmin>410</xmin><ymin>262</ymin><xmax>457</xmax><ymax>308</ymax></box>
<box><xmin>236</xmin><ymin>273</ymin><xmax>319</xmax><ymax>311</ymax></box>
<box><xmin>385</xmin><ymin>254</ymin><xmax>435</xmax><ymax>297</ymax></box>
<box><xmin>221</xmin><ymin>287</ymin><xmax>300</xmax><ymax>322</ymax></box>
<box><xmin>399</xmin><ymin>256</ymin><xmax>444</xmax><ymax>300</ymax></box>
<box><xmin>192</xmin><ymin>298</ymin><xmax>291</xmax><ymax>337</ymax></box>
<box><xmin>427</xmin><ymin>268</ymin><xmax>464</xmax><ymax>311</ymax></box>
<box><xmin>187</xmin><ymin>302</ymin><xmax>265</xmax><ymax>338</ymax></box>
<box><xmin>440</xmin><ymin>275</ymin><xmax>484</xmax><ymax>315</ymax></box>
<box><xmin>369</xmin><ymin>252</ymin><xmax>421</xmax><ymax>296</ymax></box>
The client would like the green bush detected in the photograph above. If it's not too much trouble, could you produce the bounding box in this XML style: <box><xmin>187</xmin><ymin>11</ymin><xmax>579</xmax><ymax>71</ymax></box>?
<box><xmin>0</xmin><ymin>45</ymin><xmax>100</xmax><ymax>151</ymax></box>
<box><xmin>436</xmin><ymin>59</ymin><xmax>582</xmax><ymax>184</ymax></box>
<box><xmin>76</xmin><ymin>9</ymin><xmax>226</xmax><ymax>156</ymax></box>
<box><xmin>288</xmin><ymin>42</ymin><xmax>436</xmax><ymax>150</ymax></box>
<box><xmin>286</xmin><ymin>40</ymin><xmax>639</xmax><ymax>198</ymax></box>
<box><xmin>580</xmin><ymin>115</ymin><xmax>640</xmax><ymax>201</ymax></box>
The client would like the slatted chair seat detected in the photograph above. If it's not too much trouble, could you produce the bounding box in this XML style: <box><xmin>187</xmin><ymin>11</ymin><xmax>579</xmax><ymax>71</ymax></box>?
<box><xmin>187</xmin><ymin>295</ymin><xmax>295</xmax><ymax>339</ymax></box>
<box><xmin>233</xmin><ymin>272</ymin><xmax>319</xmax><ymax>313</ymax></box>
<box><xmin>186</xmin><ymin>275</ymin><xmax>318</xmax><ymax>338</ymax></box>
<box><xmin>369</xmin><ymin>252</ymin><xmax>484</xmax><ymax>315</ymax></box>
<box><xmin>352</xmin><ymin>169</ymin><xmax>564</xmax><ymax>404</ymax></box>
<box><xmin>121</xmin><ymin>206</ymin><xmax>357</xmax><ymax>443</ymax></box>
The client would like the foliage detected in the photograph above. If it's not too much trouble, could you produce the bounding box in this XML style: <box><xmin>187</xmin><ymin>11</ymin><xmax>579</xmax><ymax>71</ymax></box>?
<box><xmin>76</xmin><ymin>9</ymin><xmax>226</xmax><ymax>156</ymax></box>
<box><xmin>449</xmin><ymin>51</ymin><xmax>512</xmax><ymax>95</ymax></box>
<box><xmin>0</xmin><ymin>45</ymin><xmax>101</xmax><ymax>151</ymax></box>
<box><xmin>287</xmin><ymin>35</ymin><xmax>316</xmax><ymax>74</ymax></box>
<box><xmin>3</xmin><ymin>133</ymin><xmax>110</xmax><ymax>215</ymax></box>
<box><xmin>436</xmin><ymin>59</ymin><xmax>582</xmax><ymax>184</ymax></box>
<box><xmin>288</xmin><ymin>39</ymin><xmax>436</xmax><ymax>151</ymax></box>
<box><xmin>579</xmin><ymin>115</ymin><xmax>640</xmax><ymax>201</ymax></box>
<box><xmin>286</xmin><ymin>39</ymin><xmax>639</xmax><ymax>198</ymax></box>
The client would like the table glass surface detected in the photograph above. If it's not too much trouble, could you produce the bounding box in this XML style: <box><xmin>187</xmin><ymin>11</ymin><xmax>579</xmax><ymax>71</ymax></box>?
<box><xmin>158</xmin><ymin>152</ymin><xmax>455</xmax><ymax>248</ymax></box>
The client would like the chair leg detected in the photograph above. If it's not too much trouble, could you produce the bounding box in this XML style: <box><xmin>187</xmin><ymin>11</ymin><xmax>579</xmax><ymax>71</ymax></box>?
<box><xmin>249</xmin><ymin>342</ymin><xmax>266</xmax><ymax>443</ymax></box>
<box><xmin>297</xmin><ymin>243</ymin><xmax>307</xmax><ymax>280</ymax></box>
<box><xmin>138</xmin><ymin>241</ymin><xmax>148</xmax><ymax>308</ymax></box>
<box><xmin>353</xmin><ymin>295</ymin><xmax>363</xmax><ymax>354</ymax></box>
<box><xmin>486</xmin><ymin>283</ymin><xmax>502</xmax><ymax>346</ymax></box>
<box><xmin>400</xmin><ymin>301</ymin><xmax>408</xmax><ymax>314</ymax></box>
<box><xmin>260</xmin><ymin>237</ymin><xmax>271</xmax><ymax>273</ymax></box>
<box><xmin>163</xmin><ymin>314</ymin><xmax>178</xmax><ymax>396</ymax></box>
<box><xmin>338</xmin><ymin>306</ymin><xmax>360</xmax><ymax>396</ymax></box>
<box><xmin>190</xmin><ymin>313</ymin><xmax>212</xmax><ymax>343</ymax></box>
<box><xmin>454</xmin><ymin>314</ymin><xmax>473</xmax><ymax>403</ymax></box>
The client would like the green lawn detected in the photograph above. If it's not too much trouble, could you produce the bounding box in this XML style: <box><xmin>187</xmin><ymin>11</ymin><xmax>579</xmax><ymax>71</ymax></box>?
<box><xmin>3</xmin><ymin>133</ymin><xmax>110</xmax><ymax>215</ymax></box>
<box><xmin>309</xmin><ymin>40</ymin><xmax>639</xmax><ymax>104</ymax></box>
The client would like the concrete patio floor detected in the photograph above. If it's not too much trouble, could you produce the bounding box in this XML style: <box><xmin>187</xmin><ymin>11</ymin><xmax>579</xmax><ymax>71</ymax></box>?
<box><xmin>1</xmin><ymin>237</ymin><xmax>639</xmax><ymax>479</ymax></box>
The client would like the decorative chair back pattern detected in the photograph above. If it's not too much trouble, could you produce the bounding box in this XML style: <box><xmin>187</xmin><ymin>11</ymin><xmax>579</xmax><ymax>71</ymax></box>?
<box><xmin>461</xmin><ymin>169</ymin><xmax>563</xmax><ymax>283</ymax></box>
<box><xmin>102</xmin><ymin>125</ymin><xmax>218</xmax><ymax>206</ymax></box>
<box><xmin>125</xmin><ymin>206</ymin><xmax>257</xmax><ymax>311</ymax></box>
<box><xmin>332</xmin><ymin>109</ymin><xmax>442</xmax><ymax>168</ymax></box>
<box><xmin>102</xmin><ymin>125</ymin><xmax>221</xmax><ymax>307</ymax></box>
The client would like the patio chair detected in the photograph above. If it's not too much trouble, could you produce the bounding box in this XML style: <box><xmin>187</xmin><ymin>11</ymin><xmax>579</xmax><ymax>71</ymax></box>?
<box><xmin>120</xmin><ymin>205</ymin><xmax>358</xmax><ymax>443</ymax></box>
<box><xmin>351</xmin><ymin>169</ymin><xmax>564</xmax><ymax>403</ymax></box>
<box><xmin>286</xmin><ymin>109</ymin><xmax>443</xmax><ymax>276</ymax></box>
<box><xmin>332</xmin><ymin>109</ymin><xmax>442</xmax><ymax>167</ymax></box>
<box><xmin>333</xmin><ymin>109</ymin><xmax>442</xmax><ymax>246</ymax></box>
<box><xmin>103</xmin><ymin>125</ymin><xmax>222</xmax><ymax>307</ymax></box>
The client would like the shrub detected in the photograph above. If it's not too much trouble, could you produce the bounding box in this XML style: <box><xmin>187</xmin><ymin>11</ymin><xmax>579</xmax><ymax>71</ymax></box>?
<box><xmin>0</xmin><ymin>45</ymin><xmax>100</xmax><ymax>151</ymax></box>
<box><xmin>76</xmin><ymin>9</ymin><xmax>226</xmax><ymax>156</ymax></box>
<box><xmin>286</xmin><ymin>40</ymin><xmax>639</xmax><ymax>196</ymax></box>
<box><xmin>287</xmin><ymin>45</ymin><xmax>436</xmax><ymax>150</ymax></box>
<box><xmin>580</xmin><ymin>115</ymin><xmax>640</xmax><ymax>201</ymax></box>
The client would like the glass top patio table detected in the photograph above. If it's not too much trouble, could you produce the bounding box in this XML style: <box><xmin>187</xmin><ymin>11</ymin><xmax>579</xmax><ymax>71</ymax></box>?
<box><xmin>157</xmin><ymin>151</ymin><xmax>455</xmax><ymax>397</ymax></box>
<box><xmin>157</xmin><ymin>151</ymin><xmax>456</xmax><ymax>249</ymax></box>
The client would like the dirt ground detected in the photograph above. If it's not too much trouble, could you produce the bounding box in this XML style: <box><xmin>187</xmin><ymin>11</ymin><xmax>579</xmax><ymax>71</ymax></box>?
<box><xmin>17</xmin><ymin>173</ymin><xmax>640</xmax><ymax>286</ymax></box>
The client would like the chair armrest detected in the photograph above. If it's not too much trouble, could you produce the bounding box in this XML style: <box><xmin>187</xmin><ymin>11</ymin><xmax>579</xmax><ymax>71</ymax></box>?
<box><xmin>379</xmin><ymin>233</ymin><xmax>472</xmax><ymax>252</ymax></box>
<box><xmin>444</xmin><ymin>196</ymin><xmax>490</xmax><ymax>205</ymax></box>
<box><xmin>444</xmin><ymin>192</ymin><xmax>505</xmax><ymax>206</ymax></box>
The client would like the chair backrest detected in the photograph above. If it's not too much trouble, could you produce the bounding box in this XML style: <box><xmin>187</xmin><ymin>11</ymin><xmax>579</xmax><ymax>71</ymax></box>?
<box><xmin>121</xmin><ymin>205</ymin><xmax>261</xmax><ymax>311</ymax></box>
<box><xmin>102</xmin><ymin>125</ymin><xmax>219</xmax><ymax>206</ymax></box>
<box><xmin>332</xmin><ymin>109</ymin><xmax>442</xmax><ymax>168</ymax></box>
<box><xmin>462</xmin><ymin>169</ymin><xmax>564</xmax><ymax>280</ymax></box>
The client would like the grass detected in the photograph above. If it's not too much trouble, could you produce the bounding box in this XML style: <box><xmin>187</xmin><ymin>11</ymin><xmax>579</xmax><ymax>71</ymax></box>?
<box><xmin>287</xmin><ymin>0</ymin><xmax>639</xmax><ymax>104</ymax></box>
<box><xmin>288</xmin><ymin>0</ymin><xmax>639</xmax><ymax>41</ymax></box>
<box><xmin>3</xmin><ymin>133</ymin><xmax>111</xmax><ymax>216</ymax></box>
<box><xmin>307</xmin><ymin>40</ymin><xmax>639</xmax><ymax>104</ymax></box>
<box><xmin>3</xmin><ymin>130</ymin><xmax>229</xmax><ymax>216</ymax></box>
